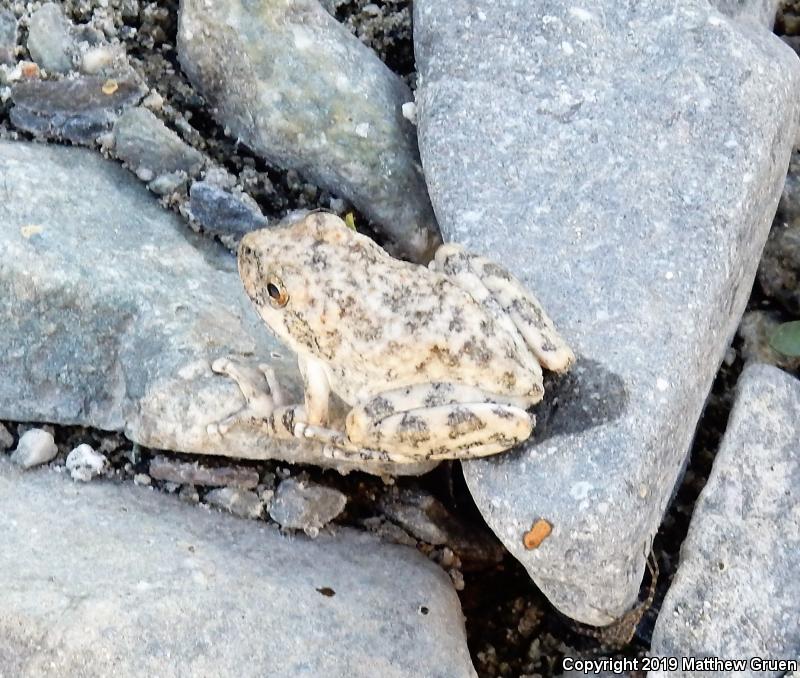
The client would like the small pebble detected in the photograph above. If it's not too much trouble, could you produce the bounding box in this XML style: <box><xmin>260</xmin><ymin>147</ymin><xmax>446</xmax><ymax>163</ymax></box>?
<box><xmin>179</xmin><ymin>484</ymin><xmax>200</xmax><ymax>504</ymax></box>
<box><xmin>66</xmin><ymin>443</ymin><xmax>108</xmax><ymax>482</ymax></box>
<box><xmin>205</xmin><ymin>487</ymin><xmax>264</xmax><ymax>520</ymax></box>
<box><xmin>27</xmin><ymin>3</ymin><xmax>75</xmax><ymax>74</ymax></box>
<box><xmin>134</xmin><ymin>473</ymin><xmax>152</xmax><ymax>486</ymax></box>
<box><xmin>10</xmin><ymin>429</ymin><xmax>58</xmax><ymax>469</ymax></box>
<box><xmin>80</xmin><ymin>46</ymin><xmax>115</xmax><ymax>75</ymax></box>
<box><xmin>0</xmin><ymin>422</ymin><xmax>14</xmax><ymax>451</ymax></box>
<box><xmin>268</xmin><ymin>478</ymin><xmax>346</xmax><ymax>534</ymax></box>
<box><xmin>149</xmin><ymin>455</ymin><xmax>260</xmax><ymax>490</ymax></box>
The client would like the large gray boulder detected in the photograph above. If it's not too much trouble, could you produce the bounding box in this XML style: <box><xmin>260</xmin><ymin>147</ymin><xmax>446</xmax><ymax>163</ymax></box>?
<box><xmin>414</xmin><ymin>0</ymin><xmax>800</xmax><ymax>623</ymax></box>
<box><xmin>650</xmin><ymin>364</ymin><xmax>800</xmax><ymax>676</ymax></box>
<box><xmin>0</xmin><ymin>141</ymin><xmax>434</xmax><ymax>476</ymax></box>
<box><xmin>0</xmin><ymin>460</ymin><xmax>475</xmax><ymax>677</ymax></box>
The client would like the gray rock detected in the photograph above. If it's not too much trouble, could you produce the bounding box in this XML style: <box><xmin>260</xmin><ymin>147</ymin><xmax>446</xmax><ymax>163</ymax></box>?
<box><xmin>0</xmin><ymin>460</ymin><xmax>476</xmax><ymax>677</ymax></box>
<box><xmin>177</xmin><ymin>0</ymin><xmax>440</xmax><ymax>262</ymax></box>
<box><xmin>380</xmin><ymin>488</ymin><xmax>504</xmax><ymax>570</ymax></box>
<box><xmin>414</xmin><ymin>0</ymin><xmax>800</xmax><ymax>624</ymax></box>
<box><xmin>650</xmin><ymin>364</ymin><xmax>800</xmax><ymax>676</ymax></box>
<box><xmin>189</xmin><ymin>181</ymin><xmax>267</xmax><ymax>236</ymax></box>
<box><xmin>0</xmin><ymin>141</ymin><xmax>434</xmax><ymax>477</ymax></box>
<box><xmin>26</xmin><ymin>3</ymin><xmax>76</xmax><ymax>73</ymax></box>
<box><xmin>0</xmin><ymin>10</ymin><xmax>17</xmax><ymax>66</ymax></box>
<box><xmin>738</xmin><ymin>310</ymin><xmax>800</xmax><ymax>372</ymax></box>
<box><xmin>758</xmin><ymin>152</ymin><xmax>800</xmax><ymax>315</ymax></box>
<box><xmin>269</xmin><ymin>478</ymin><xmax>347</xmax><ymax>532</ymax></box>
<box><xmin>10</xmin><ymin>429</ymin><xmax>57</xmax><ymax>469</ymax></box>
<box><xmin>0</xmin><ymin>422</ymin><xmax>13</xmax><ymax>451</ymax></box>
<box><xmin>204</xmin><ymin>486</ymin><xmax>264</xmax><ymax>519</ymax></box>
<box><xmin>10</xmin><ymin>76</ymin><xmax>146</xmax><ymax>145</ymax></box>
<box><xmin>113</xmin><ymin>106</ymin><xmax>205</xmax><ymax>181</ymax></box>
<box><xmin>712</xmin><ymin>0</ymin><xmax>781</xmax><ymax>28</ymax></box>
<box><xmin>65</xmin><ymin>443</ymin><xmax>107</xmax><ymax>482</ymax></box>
<box><xmin>149</xmin><ymin>455</ymin><xmax>260</xmax><ymax>489</ymax></box>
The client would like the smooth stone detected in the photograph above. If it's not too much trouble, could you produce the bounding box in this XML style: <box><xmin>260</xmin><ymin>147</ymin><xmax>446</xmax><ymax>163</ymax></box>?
<box><xmin>0</xmin><ymin>10</ymin><xmax>17</xmax><ymax>66</ymax></box>
<box><xmin>65</xmin><ymin>444</ymin><xmax>107</xmax><ymax>482</ymax></box>
<box><xmin>113</xmin><ymin>106</ymin><xmax>205</xmax><ymax>180</ymax></box>
<box><xmin>204</xmin><ymin>486</ymin><xmax>264</xmax><ymax>519</ymax></box>
<box><xmin>414</xmin><ymin>0</ymin><xmax>800</xmax><ymax>623</ymax></box>
<box><xmin>10</xmin><ymin>428</ymin><xmax>57</xmax><ymax>469</ymax></box>
<box><xmin>650</xmin><ymin>364</ymin><xmax>800</xmax><ymax>676</ymax></box>
<box><xmin>188</xmin><ymin>181</ymin><xmax>268</xmax><ymax>236</ymax></box>
<box><xmin>269</xmin><ymin>478</ymin><xmax>347</xmax><ymax>532</ymax></box>
<box><xmin>10</xmin><ymin>76</ymin><xmax>146</xmax><ymax>145</ymax></box>
<box><xmin>0</xmin><ymin>141</ymin><xmax>435</xmax><ymax>477</ymax></box>
<box><xmin>0</xmin><ymin>460</ymin><xmax>476</xmax><ymax>677</ymax></box>
<box><xmin>26</xmin><ymin>3</ymin><xmax>75</xmax><ymax>73</ymax></box>
<box><xmin>177</xmin><ymin>0</ymin><xmax>440</xmax><ymax>262</ymax></box>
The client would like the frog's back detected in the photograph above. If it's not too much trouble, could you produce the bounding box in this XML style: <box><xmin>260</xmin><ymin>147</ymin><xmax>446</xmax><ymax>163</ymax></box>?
<box><xmin>282</xmin><ymin>217</ymin><xmax>541</xmax><ymax>404</ymax></box>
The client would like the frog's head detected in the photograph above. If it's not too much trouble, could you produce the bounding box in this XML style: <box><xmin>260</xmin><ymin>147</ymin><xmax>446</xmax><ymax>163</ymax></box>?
<box><xmin>237</xmin><ymin>212</ymin><xmax>358</xmax><ymax>356</ymax></box>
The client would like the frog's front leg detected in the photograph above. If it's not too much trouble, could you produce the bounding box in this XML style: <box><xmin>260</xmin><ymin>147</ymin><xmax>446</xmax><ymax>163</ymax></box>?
<box><xmin>343</xmin><ymin>382</ymin><xmax>535</xmax><ymax>461</ymax></box>
<box><xmin>208</xmin><ymin>357</ymin><xmax>307</xmax><ymax>439</ymax></box>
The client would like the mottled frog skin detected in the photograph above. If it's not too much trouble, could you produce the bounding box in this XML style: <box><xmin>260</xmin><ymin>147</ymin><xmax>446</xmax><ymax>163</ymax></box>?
<box><xmin>210</xmin><ymin>212</ymin><xmax>574</xmax><ymax>463</ymax></box>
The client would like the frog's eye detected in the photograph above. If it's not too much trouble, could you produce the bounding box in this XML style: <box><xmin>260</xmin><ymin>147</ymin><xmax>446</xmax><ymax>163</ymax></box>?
<box><xmin>266</xmin><ymin>275</ymin><xmax>289</xmax><ymax>308</ymax></box>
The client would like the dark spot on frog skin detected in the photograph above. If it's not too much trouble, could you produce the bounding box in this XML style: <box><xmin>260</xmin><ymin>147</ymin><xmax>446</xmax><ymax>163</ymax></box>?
<box><xmin>461</xmin><ymin>338</ymin><xmax>493</xmax><ymax>365</ymax></box>
<box><xmin>396</xmin><ymin>413</ymin><xmax>431</xmax><ymax>446</ymax></box>
<box><xmin>448</xmin><ymin>308</ymin><xmax>465</xmax><ymax>333</ymax></box>
<box><xmin>423</xmin><ymin>383</ymin><xmax>455</xmax><ymax>408</ymax></box>
<box><xmin>362</xmin><ymin>395</ymin><xmax>394</xmax><ymax>421</ymax></box>
<box><xmin>491</xmin><ymin>406</ymin><xmax>519</xmax><ymax>420</ymax></box>
<box><xmin>447</xmin><ymin>408</ymin><xmax>486</xmax><ymax>438</ymax></box>
<box><xmin>482</xmin><ymin>262</ymin><xmax>514</xmax><ymax>282</ymax></box>
<box><xmin>501</xmin><ymin>372</ymin><xmax>517</xmax><ymax>390</ymax></box>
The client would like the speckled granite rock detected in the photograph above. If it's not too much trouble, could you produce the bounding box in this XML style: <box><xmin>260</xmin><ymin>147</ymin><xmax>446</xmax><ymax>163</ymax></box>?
<box><xmin>415</xmin><ymin>0</ymin><xmax>800</xmax><ymax>624</ymax></box>
<box><xmin>177</xmin><ymin>0</ymin><xmax>440</xmax><ymax>262</ymax></box>
<box><xmin>0</xmin><ymin>141</ymin><xmax>433</xmax><ymax>477</ymax></box>
<box><xmin>10</xmin><ymin>76</ymin><xmax>146</xmax><ymax>145</ymax></box>
<box><xmin>0</xmin><ymin>460</ymin><xmax>476</xmax><ymax>677</ymax></box>
<box><xmin>650</xmin><ymin>364</ymin><xmax>800</xmax><ymax>676</ymax></box>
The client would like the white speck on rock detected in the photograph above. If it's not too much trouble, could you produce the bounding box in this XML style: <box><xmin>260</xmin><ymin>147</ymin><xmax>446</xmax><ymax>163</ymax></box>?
<box><xmin>66</xmin><ymin>444</ymin><xmax>108</xmax><ymax>482</ymax></box>
<box><xmin>656</xmin><ymin>378</ymin><xmax>670</xmax><ymax>392</ymax></box>
<box><xmin>568</xmin><ymin>7</ymin><xmax>594</xmax><ymax>21</ymax></box>
<box><xmin>570</xmin><ymin>481</ymin><xmax>592</xmax><ymax>500</ymax></box>
<box><xmin>561</xmin><ymin>41</ymin><xmax>574</xmax><ymax>55</ymax></box>
<box><xmin>355</xmin><ymin>122</ymin><xmax>370</xmax><ymax>138</ymax></box>
<box><xmin>11</xmin><ymin>429</ymin><xmax>58</xmax><ymax>469</ymax></box>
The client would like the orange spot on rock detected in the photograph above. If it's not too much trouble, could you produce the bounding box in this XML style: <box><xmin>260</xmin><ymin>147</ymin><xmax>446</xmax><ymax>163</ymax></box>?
<box><xmin>523</xmin><ymin>519</ymin><xmax>552</xmax><ymax>550</ymax></box>
<box><xmin>101</xmin><ymin>78</ymin><xmax>118</xmax><ymax>95</ymax></box>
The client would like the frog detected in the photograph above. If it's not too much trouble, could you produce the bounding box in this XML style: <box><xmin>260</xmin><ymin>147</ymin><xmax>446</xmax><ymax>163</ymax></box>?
<box><xmin>209</xmin><ymin>211</ymin><xmax>574</xmax><ymax>463</ymax></box>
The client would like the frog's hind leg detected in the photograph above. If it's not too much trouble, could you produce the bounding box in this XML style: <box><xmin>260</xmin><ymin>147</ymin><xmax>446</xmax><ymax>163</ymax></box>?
<box><xmin>345</xmin><ymin>383</ymin><xmax>534</xmax><ymax>461</ymax></box>
<box><xmin>433</xmin><ymin>244</ymin><xmax>575</xmax><ymax>373</ymax></box>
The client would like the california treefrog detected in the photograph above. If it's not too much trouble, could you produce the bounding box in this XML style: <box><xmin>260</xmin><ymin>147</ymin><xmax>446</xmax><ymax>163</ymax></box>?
<box><xmin>210</xmin><ymin>212</ymin><xmax>574</xmax><ymax>463</ymax></box>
